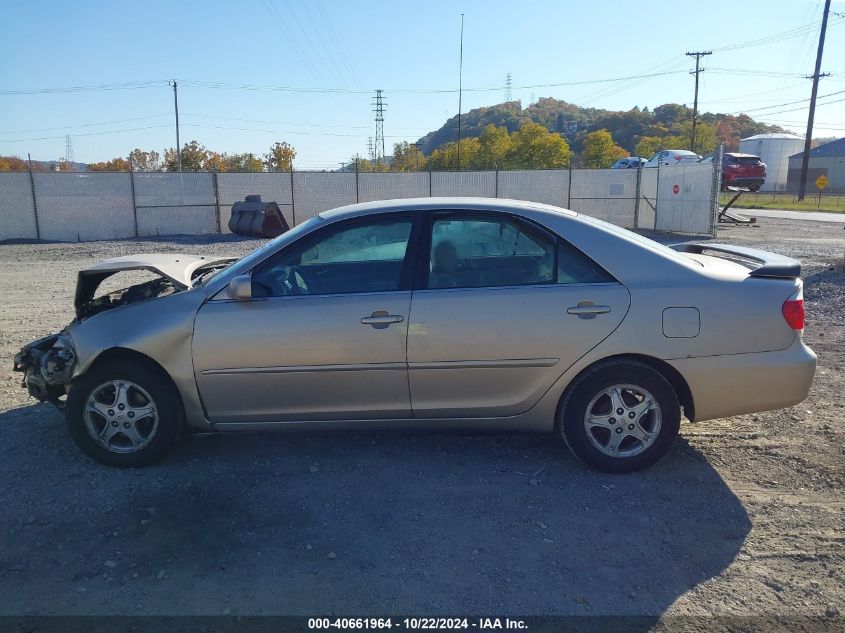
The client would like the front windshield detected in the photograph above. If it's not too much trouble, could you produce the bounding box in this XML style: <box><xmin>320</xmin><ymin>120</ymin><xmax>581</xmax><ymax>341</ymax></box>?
<box><xmin>199</xmin><ymin>216</ymin><xmax>323</xmax><ymax>286</ymax></box>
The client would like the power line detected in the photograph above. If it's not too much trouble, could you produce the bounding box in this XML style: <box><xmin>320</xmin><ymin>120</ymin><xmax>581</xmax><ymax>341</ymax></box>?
<box><xmin>0</xmin><ymin>124</ymin><xmax>173</xmax><ymax>143</ymax></box>
<box><xmin>0</xmin><ymin>113</ymin><xmax>171</xmax><ymax>135</ymax></box>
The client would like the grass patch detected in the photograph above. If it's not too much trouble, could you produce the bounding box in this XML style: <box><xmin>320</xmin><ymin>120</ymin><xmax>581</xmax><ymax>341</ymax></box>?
<box><xmin>720</xmin><ymin>192</ymin><xmax>845</xmax><ymax>214</ymax></box>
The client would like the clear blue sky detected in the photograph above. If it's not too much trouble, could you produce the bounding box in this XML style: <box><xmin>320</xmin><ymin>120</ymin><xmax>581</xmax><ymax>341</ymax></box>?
<box><xmin>1</xmin><ymin>0</ymin><xmax>843</xmax><ymax>168</ymax></box>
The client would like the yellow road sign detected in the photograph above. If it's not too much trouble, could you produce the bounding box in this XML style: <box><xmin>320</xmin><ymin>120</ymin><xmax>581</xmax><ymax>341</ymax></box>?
<box><xmin>815</xmin><ymin>174</ymin><xmax>829</xmax><ymax>190</ymax></box>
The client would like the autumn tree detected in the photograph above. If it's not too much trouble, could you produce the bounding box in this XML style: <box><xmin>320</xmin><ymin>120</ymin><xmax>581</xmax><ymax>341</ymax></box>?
<box><xmin>0</xmin><ymin>156</ymin><xmax>28</xmax><ymax>171</ymax></box>
<box><xmin>264</xmin><ymin>141</ymin><xmax>296</xmax><ymax>172</ymax></box>
<box><xmin>581</xmin><ymin>129</ymin><xmax>628</xmax><ymax>168</ymax></box>
<box><xmin>128</xmin><ymin>149</ymin><xmax>161</xmax><ymax>172</ymax></box>
<box><xmin>164</xmin><ymin>140</ymin><xmax>208</xmax><ymax>171</ymax></box>
<box><xmin>427</xmin><ymin>137</ymin><xmax>481</xmax><ymax>170</ymax></box>
<box><xmin>504</xmin><ymin>122</ymin><xmax>572</xmax><ymax>169</ymax></box>
<box><xmin>391</xmin><ymin>141</ymin><xmax>426</xmax><ymax>171</ymax></box>
<box><xmin>226</xmin><ymin>153</ymin><xmax>264</xmax><ymax>172</ymax></box>
<box><xmin>634</xmin><ymin>135</ymin><xmax>687</xmax><ymax>159</ymax></box>
<box><xmin>203</xmin><ymin>152</ymin><xmax>229</xmax><ymax>172</ymax></box>
<box><xmin>88</xmin><ymin>157</ymin><xmax>130</xmax><ymax>171</ymax></box>
<box><xmin>474</xmin><ymin>124</ymin><xmax>511</xmax><ymax>169</ymax></box>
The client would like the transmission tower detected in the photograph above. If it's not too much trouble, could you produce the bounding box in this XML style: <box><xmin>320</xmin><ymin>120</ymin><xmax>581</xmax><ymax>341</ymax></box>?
<box><xmin>367</xmin><ymin>137</ymin><xmax>375</xmax><ymax>162</ymax></box>
<box><xmin>372</xmin><ymin>89</ymin><xmax>386</xmax><ymax>165</ymax></box>
<box><xmin>64</xmin><ymin>135</ymin><xmax>74</xmax><ymax>164</ymax></box>
<box><xmin>504</xmin><ymin>73</ymin><xmax>512</xmax><ymax>102</ymax></box>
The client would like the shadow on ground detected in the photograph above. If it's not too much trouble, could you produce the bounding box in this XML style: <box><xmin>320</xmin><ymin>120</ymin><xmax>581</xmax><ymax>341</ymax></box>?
<box><xmin>0</xmin><ymin>403</ymin><xmax>750</xmax><ymax>622</ymax></box>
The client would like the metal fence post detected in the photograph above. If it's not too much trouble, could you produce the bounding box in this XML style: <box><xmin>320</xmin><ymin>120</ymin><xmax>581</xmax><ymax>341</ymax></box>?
<box><xmin>129</xmin><ymin>166</ymin><xmax>139</xmax><ymax>237</ymax></box>
<box><xmin>355</xmin><ymin>158</ymin><xmax>360</xmax><ymax>203</ymax></box>
<box><xmin>567</xmin><ymin>167</ymin><xmax>573</xmax><ymax>208</ymax></box>
<box><xmin>27</xmin><ymin>153</ymin><xmax>40</xmax><ymax>240</ymax></box>
<box><xmin>654</xmin><ymin>165</ymin><xmax>662</xmax><ymax>230</ymax></box>
<box><xmin>429</xmin><ymin>170</ymin><xmax>433</xmax><ymax>197</ymax></box>
<box><xmin>495</xmin><ymin>165</ymin><xmax>499</xmax><ymax>198</ymax></box>
<box><xmin>212</xmin><ymin>169</ymin><xmax>221</xmax><ymax>234</ymax></box>
<box><xmin>633</xmin><ymin>166</ymin><xmax>642</xmax><ymax>229</ymax></box>
<box><xmin>710</xmin><ymin>144</ymin><xmax>724</xmax><ymax>237</ymax></box>
<box><xmin>290</xmin><ymin>166</ymin><xmax>297</xmax><ymax>226</ymax></box>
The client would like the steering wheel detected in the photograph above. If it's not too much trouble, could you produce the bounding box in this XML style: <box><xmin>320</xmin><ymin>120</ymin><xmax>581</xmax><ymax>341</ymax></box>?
<box><xmin>283</xmin><ymin>265</ymin><xmax>315</xmax><ymax>295</ymax></box>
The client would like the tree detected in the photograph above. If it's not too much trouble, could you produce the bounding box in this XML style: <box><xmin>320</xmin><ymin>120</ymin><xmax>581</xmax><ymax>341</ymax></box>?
<box><xmin>0</xmin><ymin>155</ymin><xmax>28</xmax><ymax>171</ymax></box>
<box><xmin>225</xmin><ymin>153</ymin><xmax>264</xmax><ymax>172</ymax></box>
<box><xmin>391</xmin><ymin>141</ymin><xmax>426</xmax><ymax>171</ymax></box>
<box><xmin>264</xmin><ymin>141</ymin><xmax>296</xmax><ymax>172</ymax></box>
<box><xmin>88</xmin><ymin>157</ymin><xmax>130</xmax><ymax>171</ymax></box>
<box><xmin>634</xmin><ymin>135</ymin><xmax>687</xmax><ymax>159</ymax></box>
<box><xmin>474</xmin><ymin>124</ymin><xmax>511</xmax><ymax>169</ymax></box>
<box><xmin>427</xmin><ymin>137</ymin><xmax>481</xmax><ymax>170</ymax></box>
<box><xmin>203</xmin><ymin>152</ymin><xmax>229</xmax><ymax>172</ymax></box>
<box><xmin>581</xmin><ymin>129</ymin><xmax>628</xmax><ymax>168</ymax></box>
<box><xmin>504</xmin><ymin>122</ymin><xmax>572</xmax><ymax>169</ymax></box>
<box><xmin>128</xmin><ymin>149</ymin><xmax>161</xmax><ymax>172</ymax></box>
<box><xmin>164</xmin><ymin>140</ymin><xmax>208</xmax><ymax>171</ymax></box>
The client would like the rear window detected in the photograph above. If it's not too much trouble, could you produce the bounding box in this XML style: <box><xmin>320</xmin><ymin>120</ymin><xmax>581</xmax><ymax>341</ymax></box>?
<box><xmin>735</xmin><ymin>156</ymin><xmax>762</xmax><ymax>166</ymax></box>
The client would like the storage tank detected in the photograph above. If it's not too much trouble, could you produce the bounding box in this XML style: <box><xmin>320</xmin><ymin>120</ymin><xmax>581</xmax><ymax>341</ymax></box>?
<box><xmin>739</xmin><ymin>132</ymin><xmax>804</xmax><ymax>192</ymax></box>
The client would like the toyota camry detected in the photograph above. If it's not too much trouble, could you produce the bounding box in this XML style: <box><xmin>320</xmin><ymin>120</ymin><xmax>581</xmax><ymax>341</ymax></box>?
<box><xmin>14</xmin><ymin>198</ymin><xmax>816</xmax><ymax>473</ymax></box>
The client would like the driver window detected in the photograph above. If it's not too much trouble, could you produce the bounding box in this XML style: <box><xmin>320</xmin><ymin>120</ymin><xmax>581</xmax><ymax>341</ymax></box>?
<box><xmin>252</xmin><ymin>218</ymin><xmax>413</xmax><ymax>297</ymax></box>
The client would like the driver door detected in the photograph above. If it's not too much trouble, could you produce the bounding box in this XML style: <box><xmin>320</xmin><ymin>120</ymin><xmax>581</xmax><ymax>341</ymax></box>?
<box><xmin>193</xmin><ymin>213</ymin><xmax>419</xmax><ymax>423</ymax></box>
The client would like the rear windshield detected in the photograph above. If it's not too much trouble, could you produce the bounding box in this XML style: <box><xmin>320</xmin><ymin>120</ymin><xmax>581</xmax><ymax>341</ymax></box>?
<box><xmin>733</xmin><ymin>156</ymin><xmax>762</xmax><ymax>165</ymax></box>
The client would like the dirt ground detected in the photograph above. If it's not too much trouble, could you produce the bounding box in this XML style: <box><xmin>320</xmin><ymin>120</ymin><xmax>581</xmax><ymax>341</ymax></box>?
<box><xmin>0</xmin><ymin>216</ymin><xmax>842</xmax><ymax>625</ymax></box>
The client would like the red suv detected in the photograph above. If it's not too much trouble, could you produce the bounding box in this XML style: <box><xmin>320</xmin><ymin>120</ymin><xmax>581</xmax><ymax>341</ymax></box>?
<box><xmin>722</xmin><ymin>152</ymin><xmax>766</xmax><ymax>191</ymax></box>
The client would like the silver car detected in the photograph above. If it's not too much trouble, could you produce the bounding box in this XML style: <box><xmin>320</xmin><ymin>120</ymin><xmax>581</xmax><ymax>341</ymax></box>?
<box><xmin>14</xmin><ymin>198</ymin><xmax>816</xmax><ymax>473</ymax></box>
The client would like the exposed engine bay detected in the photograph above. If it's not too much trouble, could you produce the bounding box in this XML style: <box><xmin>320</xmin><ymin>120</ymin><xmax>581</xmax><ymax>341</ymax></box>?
<box><xmin>13</xmin><ymin>253</ymin><xmax>237</xmax><ymax>407</ymax></box>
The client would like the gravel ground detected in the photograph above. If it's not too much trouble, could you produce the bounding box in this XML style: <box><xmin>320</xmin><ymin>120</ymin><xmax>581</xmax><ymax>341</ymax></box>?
<box><xmin>0</xmin><ymin>218</ymin><xmax>842</xmax><ymax>622</ymax></box>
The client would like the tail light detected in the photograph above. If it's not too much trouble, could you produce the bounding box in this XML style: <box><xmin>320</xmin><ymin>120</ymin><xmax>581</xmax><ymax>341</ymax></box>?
<box><xmin>782</xmin><ymin>298</ymin><xmax>805</xmax><ymax>330</ymax></box>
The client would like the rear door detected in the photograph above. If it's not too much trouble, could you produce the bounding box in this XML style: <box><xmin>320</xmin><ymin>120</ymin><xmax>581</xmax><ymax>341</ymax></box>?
<box><xmin>407</xmin><ymin>211</ymin><xmax>630</xmax><ymax>418</ymax></box>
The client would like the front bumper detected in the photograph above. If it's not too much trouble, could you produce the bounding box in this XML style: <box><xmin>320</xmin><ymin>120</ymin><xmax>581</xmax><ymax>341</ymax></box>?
<box><xmin>668</xmin><ymin>338</ymin><xmax>816</xmax><ymax>422</ymax></box>
<box><xmin>13</xmin><ymin>332</ymin><xmax>77</xmax><ymax>407</ymax></box>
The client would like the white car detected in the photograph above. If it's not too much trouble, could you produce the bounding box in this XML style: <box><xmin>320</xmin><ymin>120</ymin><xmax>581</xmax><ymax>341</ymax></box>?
<box><xmin>644</xmin><ymin>150</ymin><xmax>702</xmax><ymax>168</ymax></box>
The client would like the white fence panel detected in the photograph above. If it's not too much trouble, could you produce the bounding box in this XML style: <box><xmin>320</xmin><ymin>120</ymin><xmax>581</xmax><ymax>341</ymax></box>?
<box><xmin>569</xmin><ymin>169</ymin><xmax>637</xmax><ymax>228</ymax></box>
<box><xmin>0</xmin><ymin>173</ymin><xmax>37</xmax><ymax>240</ymax></box>
<box><xmin>497</xmin><ymin>169</ymin><xmax>569</xmax><ymax>208</ymax></box>
<box><xmin>431</xmin><ymin>171</ymin><xmax>496</xmax><ymax>198</ymax></box>
<box><xmin>34</xmin><ymin>172</ymin><xmax>134</xmax><ymax>241</ymax></box>
<box><xmin>217</xmin><ymin>172</ymin><xmax>293</xmax><ymax>232</ymax></box>
<box><xmin>655</xmin><ymin>164</ymin><xmax>714</xmax><ymax>234</ymax></box>
<box><xmin>134</xmin><ymin>172</ymin><xmax>216</xmax><ymax>236</ymax></box>
<box><xmin>358</xmin><ymin>172</ymin><xmax>430</xmax><ymax>203</ymax></box>
<box><xmin>638</xmin><ymin>168</ymin><xmax>658</xmax><ymax>230</ymax></box>
<box><xmin>292</xmin><ymin>172</ymin><xmax>357</xmax><ymax>223</ymax></box>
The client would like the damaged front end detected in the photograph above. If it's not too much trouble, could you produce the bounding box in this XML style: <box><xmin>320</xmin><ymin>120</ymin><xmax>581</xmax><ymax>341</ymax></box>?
<box><xmin>13</xmin><ymin>253</ymin><xmax>236</xmax><ymax>409</ymax></box>
<box><xmin>13</xmin><ymin>333</ymin><xmax>76</xmax><ymax>407</ymax></box>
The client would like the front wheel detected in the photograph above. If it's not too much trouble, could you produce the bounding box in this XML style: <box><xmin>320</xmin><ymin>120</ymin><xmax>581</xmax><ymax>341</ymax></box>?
<box><xmin>559</xmin><ymin>360</ymin><xmax>681</xmax><ymax>473</ymax></box>
<box><xmin>65</xmin><ymin>360</ymin><xmax>183</xmax><ymax>467</ymax></box>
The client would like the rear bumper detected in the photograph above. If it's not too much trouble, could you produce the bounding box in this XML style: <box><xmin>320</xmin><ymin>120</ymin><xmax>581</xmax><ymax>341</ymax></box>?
<box><xmin>668</xmin><ymin>338</ymin><xmax>816</xmax><ymax>422</ymax></box>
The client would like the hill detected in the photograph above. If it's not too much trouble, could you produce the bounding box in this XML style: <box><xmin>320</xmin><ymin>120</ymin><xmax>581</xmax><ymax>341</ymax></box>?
<box><xmin>415</xmin><ymin>97</ymin><xmax>786</xmax><ymax>156</ymax></box>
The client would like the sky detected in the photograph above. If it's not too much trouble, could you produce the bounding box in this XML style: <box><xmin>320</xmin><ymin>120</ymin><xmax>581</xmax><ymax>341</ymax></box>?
<box><xmin>1</xmin><ymin>0</ymin><xmax>844</xmax><ymax>169</ymax></box>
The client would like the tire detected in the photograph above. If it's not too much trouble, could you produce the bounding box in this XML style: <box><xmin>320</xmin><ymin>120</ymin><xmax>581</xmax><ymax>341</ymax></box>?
<box><xmin>65</xmin><ymin>359</ymin><xmax>183</xmax><ymax>467</ymax></box>
<box><xmin>558</xmin><ymin>360</ymin><xmax>680</xmax><ymax>474</ymax></box>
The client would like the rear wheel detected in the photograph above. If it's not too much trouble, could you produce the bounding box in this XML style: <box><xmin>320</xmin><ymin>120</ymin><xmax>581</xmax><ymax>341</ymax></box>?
<box><xmin>66</xmin><ymin>360</ymin><xmax>183</xmax><ymax>467</ymax></box>
<box><xmin>559</xmin><ymin>360</ymin><xmax>680</xmax><ymax>473</ymax></box>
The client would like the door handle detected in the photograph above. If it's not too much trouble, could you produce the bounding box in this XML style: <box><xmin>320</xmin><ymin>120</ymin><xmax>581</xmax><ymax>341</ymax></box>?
<box><xmin>567</xmin><ymin>303</ymin><xmax>611</xmax><ymax>319</ymax></box>
<box><xmin>361</xmin><ymin>311</ymin><xmax>404</xmax><ymax>329</ymax></box>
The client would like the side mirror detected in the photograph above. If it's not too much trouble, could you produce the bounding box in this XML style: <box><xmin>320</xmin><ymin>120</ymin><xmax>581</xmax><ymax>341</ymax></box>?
<box><xmin>227</xmin><ymin>275</ymin><xmax>252</xmax><ymax>301</ymax></box>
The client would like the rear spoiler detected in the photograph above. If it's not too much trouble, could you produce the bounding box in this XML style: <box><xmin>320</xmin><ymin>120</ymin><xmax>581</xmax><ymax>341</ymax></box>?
<box><xmin>671</xmin><ymin>242</ymin><xmax>801</xmax><ymax>278</ymax></box>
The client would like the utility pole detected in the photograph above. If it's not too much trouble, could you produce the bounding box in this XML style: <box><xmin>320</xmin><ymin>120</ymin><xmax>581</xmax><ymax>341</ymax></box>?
<box><xmin>170</xmin><ymin>80</ymin><xmax>182</xmax><ymax>172</ymax></box>
<box><xmin>372</xmin><ymin>90</ymin><xmax>386</xmax><ymax>167</ymax></box>
<box><xmin>798</xmin><ymin>0</ymin><xmax>831</xmax><ymax>201</ymax></box>
<box><xmin>686</xmin><ymin>51</ymin><xmax>711</xmax><ymax>154</ymax></box>
<box><xmin>456</xmin><ymin>13</ymin><xmax>464</xmax><ymax>170</ymax></box>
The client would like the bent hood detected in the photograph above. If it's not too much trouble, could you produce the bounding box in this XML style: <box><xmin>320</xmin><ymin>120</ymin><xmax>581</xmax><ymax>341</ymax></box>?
<box><xmin>74</xmin><ymin>254</ymin><xmax>237</xmax><ymax>310</ymax></box>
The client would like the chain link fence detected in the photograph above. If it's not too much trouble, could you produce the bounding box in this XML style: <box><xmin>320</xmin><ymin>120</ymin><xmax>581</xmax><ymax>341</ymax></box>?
<box><xmin>0</xmin><ymin>164</ymin><xmax>718</xmax><ymax>242</ymax></box>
